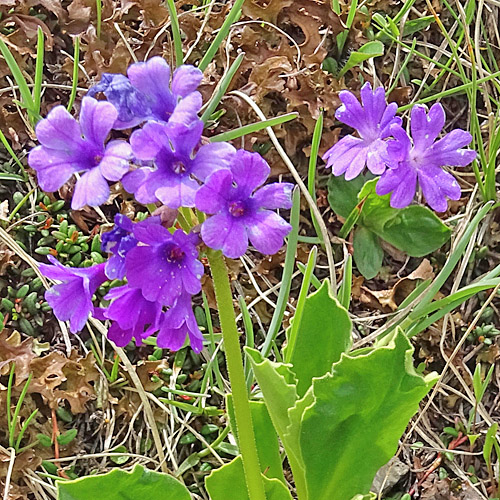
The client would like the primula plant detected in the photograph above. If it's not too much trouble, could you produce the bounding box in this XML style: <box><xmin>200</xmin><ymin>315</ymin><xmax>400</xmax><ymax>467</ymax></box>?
<box><xmin>25</xmin><ymin>56</ymin><xmax>451</xmax><ymax>500</ymax></box>
<box><xmin>3</xmin><ymin>3</ymin><xmax>499</xmax><ymax>500</ymax></box>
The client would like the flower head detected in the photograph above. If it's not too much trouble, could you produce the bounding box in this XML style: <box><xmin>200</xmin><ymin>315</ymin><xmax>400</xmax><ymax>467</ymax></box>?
<box><xmin>196</xmin><ymin>150</ymin><xmax>293</xmax><ymax>258</ymax></box>
<box><xmin>103</xmin><ymin>286</ymin><xmax>162</xmax><ymax>347</ymax></box>
<box><xmin>323</xmin><ymin>82</ymin><xmax>401</xmax><ymax>180</ymax></box>
<box><xmin>157</xmin><ymin>293</ymin><xmax>203</xmax><ymax>352</ymax></box>
<box><xmin>28</xmin><ymin>97</ymin><xmax>132</xmax><ymax>210</ymax></box>
<box><xmin>127</xmin><ymin>57</ymin><xmax>203</xmax><ymax>123</ymax></box>
<box><xmin>376</xmin><ymin>103</ymin><xmax>477</xmax><ymax>212</ymax></box>
<box><xmin>87</xmin><ymin>74</ymin><xmax>151</xmax><ymax>129</ymax></box>
<box><xmin>101</xmin><ymin>214</ymin><xmax>138</xmax><ymax>280</ymax></box>
<box><xmin>125</xmin><ymin>221</ymin><xmax>203</xmax><ymax>306</ymax></box>
<box><xmin>39</xmin><ymin>256</ymin><xmax>107</xmax><ymax>333</ymax></box>
<box><xmin>124</xmin><ymin>116</ymin><xmax>235</xmax><ymax>208</ymax></box>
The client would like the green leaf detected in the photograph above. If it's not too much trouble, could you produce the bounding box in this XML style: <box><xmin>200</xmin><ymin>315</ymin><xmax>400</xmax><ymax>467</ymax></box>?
<box><xmin>110</xmin><ymin>445</ymin><xmax>129</xmax><ymax>465</ymax></box>
<box><xmin>57</xmin><ymin>429</ymin><xmax>77</xmax><ymax>446</ymax></box>
<box><xmin>245</xmin><ymin>349</ymin><xmax>307</xmax><ymax>497</ymax></box>
<box><xmin>297</xmin><ymin>331</ymin><xmax>437</xmax><ymax>499</ymax></box>
<box><xmin>327</xmin><ymin>174</ymin><xmax>370</xmax><ymax>219</ymax></box>
<box><xmin>352</xmin><ymin>227</ymin><xmax>383</xmax><ymax>279</ymax></box>
<box><xmin>338</xmin><ymin>41</ymin><xmax>384</xmax><ymax>78</ymax></box>
<box><xmin>373</xmin><ymin>205</ymin><xmax>451</xmax><ymax>257</ymax></box>
<box><xmin>483</xmin><ymin>423</ymin><xmax>498</xmax><ymax>467</ymax></box>
<box><xmin>227</xmin><ymin>397</ymin><xmax>285</xmax><ymax>483</ymax></box>
<box><xmin>205</xmin><ymin>456</ymin><xmax>292</xmax><ymax>500</ymax></box>
<box><xmin>283</xmin><ymin>280</ymin><xmax>352</xmax><ymax>397</ymax></box>
<box><xmin>57</xmin><ymin>465</ymin><xmax>191</xmax><ymax>500</ymax></box>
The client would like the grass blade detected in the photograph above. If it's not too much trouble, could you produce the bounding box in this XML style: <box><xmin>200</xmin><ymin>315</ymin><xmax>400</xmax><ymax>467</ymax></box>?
<box><xmin>166</xmin><ymin>0</ymin><xmax>183</xmax><ymax>67</ymax></box>
<box><xmin>33</xmin><ymin>27</ymin><xmax>44</xmax><ymax>121</ymax></box>
<box><xmin>210</xmin><ymin>112</ymin><xmax>298</xmax><ymax>142</ymax></box>
<box><xmin>201</xmin><ymin>52</ymin><xmax>244</xmax><ymax>124</ymax></box>
<box><xmin>261</xmin><ymin>188</ymin><xmax>300</xmax><ymax>358</ymax></box>
<box><xmin>0</xmin><ymin>38</ymin><xmax>35</xmax><ymax>120</ymax></box>
<box><xmin>67</xmin><ymin>36</ymin><xmax>80</xmax><ymax>112</ymax></box>
<box><xmin>198</xmin><ymin>0</ymin><xmax>245</xmax><ymax>71</ymax></box>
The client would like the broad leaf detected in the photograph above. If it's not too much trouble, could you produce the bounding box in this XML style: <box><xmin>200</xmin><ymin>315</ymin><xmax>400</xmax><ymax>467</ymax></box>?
<box><xmin>205</xmin><ymin>456</ymin><xmax>293</xmax><ymax>500</ymax></box>
<box><xmin>327</xmin><ymin>174</ymin><xmax>369</xmax><ymax>219</ymax></box>
<box><xmin>353</xmin><ymin>227</ymin><xmax>383</xmax><ymax>279</ymax></box>
<box><xmin>283</xmin><ymin>280</ymin><xmax>352</xmax><ymax>396</ymax></box>
<box><xmin>227</xmin><ymin>397</ymin><xmax>285</xmax><ymax>483</ymax></box>
<box><xmin>297</xmin><ymin>331</ymin><xmax>437</xmax><ymax>500</ymax></box>
<box><xmin>338</xmin><ymin>41</ymin><xmax>384</xmax><ymax>78</ymax></box>
<box><xmin>57</xmin><ymin>465</ymin><xmax>191</xmax><ymax>500</ymax></box>
<box><xmin>373</xmin><ymin>205</ymin><xmax>451</xmax><ymax>257</ymax></box>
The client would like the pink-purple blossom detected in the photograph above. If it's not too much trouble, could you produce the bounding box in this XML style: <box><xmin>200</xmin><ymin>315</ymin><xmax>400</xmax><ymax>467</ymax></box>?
<box><xmin>376</xmin><ymin>103</ymin><xmax>477</xmax><ymax>212</ymax></box>
<box><xmin>87</xmin><ymin>57</ymin><xmax>203</xmax><ymax>129</ymax></box>
<box><xmin>39</xmin><ymin>256</ymin><xmax>107</xmax><ymax>333</ymax></box>
<box><xmin>323</xmin><ymin>82</ymin><xmax>401</xmax><ymax>180</ymax></box>
<box><xmin>124</xmin><ymin>116</ymin><xmax>235</xmax><ymax>208</ymax></box>
<box><xmin>196</xmin><ymin>150</ymin><xmax>293</xmax><ymax>258</ymax></box>
<box><xmin>101</xmin><ymin>214</ymin><xmax>138</xmax><ymax>280</ymax></box>
<box><xmin>28</xmin><ymin>97</ymin><xmax>132</xmax><ymax>210</ymax></box>
<box><xmin>125</xmin><ymin>221</ymin><xmax>204</xmax><ymax>306</ymax></box>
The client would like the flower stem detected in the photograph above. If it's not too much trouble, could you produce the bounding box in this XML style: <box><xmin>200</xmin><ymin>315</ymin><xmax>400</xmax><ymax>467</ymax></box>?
<box><xmin>207</xmin><ymin>250</ymin><xmax>267</xmax><ymax>500</ymax></box>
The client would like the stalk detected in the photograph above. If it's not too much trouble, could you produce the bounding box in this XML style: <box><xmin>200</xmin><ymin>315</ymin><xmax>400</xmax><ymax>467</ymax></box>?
<box><xmin>207</xmin><ymin>250</ymin><xmax>266</xmax><ymax>500</ymax></box>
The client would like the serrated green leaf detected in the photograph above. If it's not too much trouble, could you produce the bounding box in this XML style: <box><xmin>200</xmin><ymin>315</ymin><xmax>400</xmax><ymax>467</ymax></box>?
<box><xmin>283</xmin><ymin>280</ymin><xmax>352</xmax><ymax>397</ymax></box>
<box><xmin>245</xmin><ymin>348</ymin><xmax>308</xmax><ymax>498</ymax></box>
<box><xmin>297</xmin><ymin>331</ymin><xmax>437</xmax><ymax>499</ymax></box>
<box><xmin>338</xmin><ymin>41</ymin><xmax>384</xmax><ymax>78</ymax></box>
<box><xmin>227</xmin><ymin>397</ymin><xmax>285</xmax><ymax>483</ymax></box>
<box><xmin>205</xmin><ymin>456</ymin><xmax>292</xmax><ymax>500</ymax></box>
<box><xmin>353</xmin><ymin>226</ymin><xmax>383</xmax><ymax>279</ymax></box>
<box><xmin>57</xmin><ymin>465</ymin><xmax>191</xmax><ymax>500</ymax></box>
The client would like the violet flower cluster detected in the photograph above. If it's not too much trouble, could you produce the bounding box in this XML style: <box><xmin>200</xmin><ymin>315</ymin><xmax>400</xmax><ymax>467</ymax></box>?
<box><xmin>30</xmin><ymin>57</ymin><xmax>293</xmax><ymax>352</ymax></box>
<box><xmin>324</xmin><ymin>82</ymin><xmax>477</xmax><ymax>212</ymax></box>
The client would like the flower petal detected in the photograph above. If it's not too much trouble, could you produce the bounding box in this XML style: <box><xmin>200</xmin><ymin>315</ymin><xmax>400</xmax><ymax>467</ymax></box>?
<box><xmin>201</xmin><ymin>213</ymin><xmax>248</xmax><ymax>258</ymax></box>
<box><xmin>231</xmin><ymin>150</ymin><xmax>270</xmax><ymax>198</ymax></box>
<box><xmin>418</xmin><ymin>164</ymin><xmax>461</xmax><ymax>212</ymax></box>
<box><xmin>130</xmin><ymin>121</ymin><xmax>169</xmax><ymax>160</ymax></box>
<box><xmin>80</xmin><ymin>97</ymin><xmax>117</xmax><ymax>146</ymax></box>
<box><xmin>72</xmin><ymin>167</ymin><xmax>110</xmax><ymax>210</ymax></box>
<box><xmin>100</xmin><ymin>140</ymin><xmax>132</xmax><ymax>181</ymax></box>
<box><xmin>246</xmin><ymin>210</ymin><xmax>291</xmax><ymax>255</ymax></box>
<box><xmin>376</xmin><ymin>163</ymin><xmax>417</xmax><ymax>209</ymax></box>
<box><xmin>171</xmin><ymin>65</ymin><xmax>203</xmax><ymax>97</ymax></box>
<box><xmin>34</xmin><ymin>105</ymin><xmax>83</xmax><ymax>150</ymax></box>
<box><xmin>190</xmin><ymin>142</ymin><xmax>235</xmax><ymax>181</ymax></box>
<box><xmin>155</xmin><ymin>174</ymin><xmax>199</xmax><ymax>208</ymax></box>
<box><xmin>195</xmin><ymin>168</ymin><xmax>233</xmax><ymax>213</ymax></box>
<box><xmin>28</xmin><ymin>146</ymin><xmax>80</xmax><ymax>192</ymax></box>
<box><xmin>427</xmin><ymin>129</ymin><xmax>476</xmax><ymax>167</ymax></box>
<box><xmin>252</xmin><ymin>183</ymin><xmax>293</xmax><ymax>210</ymax></box>
<box><xmin>410</xmin><ymin>103</ymin><xmax>445</xmax><ymax>151</ymax></box>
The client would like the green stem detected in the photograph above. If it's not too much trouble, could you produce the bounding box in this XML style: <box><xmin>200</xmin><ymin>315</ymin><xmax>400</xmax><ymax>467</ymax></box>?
<box><xmin>207</xmin><ymin>250</ymin><xmax>267</xmax><ymax>500</ymax></box>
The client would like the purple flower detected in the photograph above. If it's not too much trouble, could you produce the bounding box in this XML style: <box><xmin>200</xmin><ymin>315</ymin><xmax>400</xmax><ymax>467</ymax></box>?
<box><xmin>323</xmin><ymin>82</ymin><xmax>401</xmax><ymax>180</ymax></box>
<box><xmin>28</xmin><ymin>97</ymin><xmax>132</xmax><ymax>210</ymax></box>
<box><xmin>127</xmin><ymin>57</ymin><xmax>203</xmax><ymax>123</ymax></box>
<box><xmin>376</xmin><ymin>103</ymin><xmax>477</xmax><ymax>212</ymax></box>
<box><xmin>87</xmin><ymin>73</ymin><xmax>151</xmax><ymax>129</ymax></box>
<box><xmin>157</xmin><ymin>293</ymin><xmax>203</xmax><ymax>352</ymax></box>
<box><xmin>39</xmin><ymin>256</ymin><xmax>107</xmax><ymax>333</ymax></box>
<box><xmin>101</xmin><ymin>214</ymin><xmax>138</xmax><ymax>280</ymax></box>
<box><xmin>103</xmin><ymin>286</ymin><xmax>162</xmax><ymax>347</ymax></box>
<box><xmin>195</xmin><ymin>150</ymin><xmax>293</xmax><ymax>259</ymax></box>
<box><xmin>124</xmin><ymin>117</ymin><xmax>235</xmax><ymax>208</ymax></box>
<box><xmin>125</xmin><ymin>222</ymin><xmax>204</xmax><ymax>306</ymax></box>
